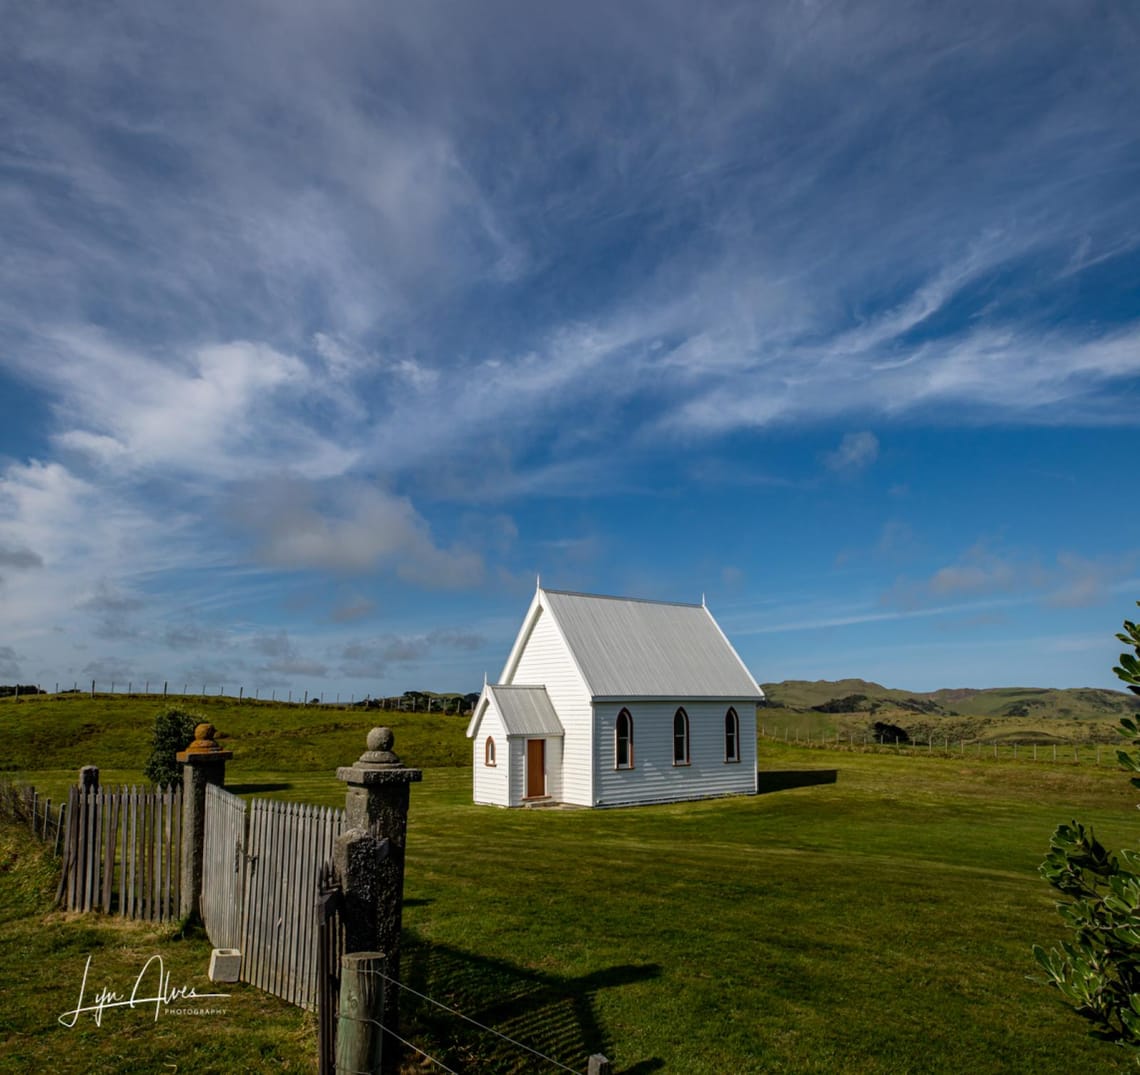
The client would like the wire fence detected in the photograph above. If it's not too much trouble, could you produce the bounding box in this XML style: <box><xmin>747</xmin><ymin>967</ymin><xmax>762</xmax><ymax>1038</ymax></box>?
<box><xmin>761</xmin><ymin>725</ymin><xmax>1127</xmax><ymax>767</ymax></box>
<box><xmin>335</xmin><ymin>962</ymin><xmax>601</xmax><ymax>1075</ymax></box>
<box><xmin>0</xmin><ymin>778</ymin><xmax>67</xmax><ymax>854</ymax></box>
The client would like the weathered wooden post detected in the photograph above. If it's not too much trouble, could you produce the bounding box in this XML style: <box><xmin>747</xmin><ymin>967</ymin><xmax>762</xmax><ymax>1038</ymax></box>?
<box><xmin>335</xmin><ymin>951</ymin><xmax>387</xmax><ymax>1073</ymax></box>
<box><xmin>177</xmin><ymin>723</ymin><xmax>232</xmax><ymax>921</ymax></box>
<box><xmin>336</xmin><ymin>727</ymin><xmax>421</xmax><ymax>1068</ymax></box>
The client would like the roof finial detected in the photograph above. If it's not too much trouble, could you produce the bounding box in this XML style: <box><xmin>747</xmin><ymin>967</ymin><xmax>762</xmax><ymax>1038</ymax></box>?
<box><xmin>701</xmin><ymin>591</ymin><xmax>706</xmax><ymax>607</ymax></box>
<box><xmin>483</xmin><ymin>670</ymin><xmax>488</xmax><ymax>687</ymax></box>
<box><xmin>536</xmin><ymin>573</ymin><xmax>541</xmax><ymax>592</ymax></box>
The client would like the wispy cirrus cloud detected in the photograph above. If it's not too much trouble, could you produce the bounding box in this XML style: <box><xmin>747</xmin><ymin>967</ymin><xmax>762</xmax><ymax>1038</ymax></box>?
<box><xmin>883</xmin><ymin>544</ymin><xmax>1136</xmax><ymax>612</ymax></box>
<box><xmin>0</xmin><ymin>1</ymin><xmax>1137</xmax><ymax>693</ymax></box>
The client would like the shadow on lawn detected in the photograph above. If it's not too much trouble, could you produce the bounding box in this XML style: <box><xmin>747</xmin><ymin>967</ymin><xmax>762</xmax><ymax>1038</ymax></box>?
<box><xmin>401</xmin><ymin>930</ymin><xmax>663</xmax><ymax>1073</ymax></box>
<box><xmin>756</xmin><ymin>768</ymin><xmax>838</xmax><ymax>794</ymax></box>
<box><xmin>225</xmin><ymin>782</ymin><xmax>293</xmax><ymax>794</ymax></box>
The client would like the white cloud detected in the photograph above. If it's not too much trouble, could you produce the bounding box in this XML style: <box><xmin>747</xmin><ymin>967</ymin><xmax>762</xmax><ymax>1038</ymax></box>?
<box><xmin>33</xmin><ymin>332</ymin><xmax>355</xmax><ymax>482</ymax></box>
<box><xmin>825</xmin><ymin>432</ymin><xmax>879</xmax><ymax>472</ymax></box>
<box><xmin>881</xmin><ymin>545</ymin><xmax>1130</xmax><ymax>613</ymax></box>
<box><xmin>338</xmin><ymin>629</ymin><xmax>486</xmax><ymax>679</ymax></box>
<box><xmin>233</xmin><ymin>477</ymin><xmax>484</xmax><ymax>588</ymax></box>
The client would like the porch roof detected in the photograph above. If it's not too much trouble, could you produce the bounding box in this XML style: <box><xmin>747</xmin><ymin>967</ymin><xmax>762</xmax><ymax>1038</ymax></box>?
<box><xmin>487</xmin><ymin>684</ymin><xmax>565</xmax><ymax>737</ymax></box>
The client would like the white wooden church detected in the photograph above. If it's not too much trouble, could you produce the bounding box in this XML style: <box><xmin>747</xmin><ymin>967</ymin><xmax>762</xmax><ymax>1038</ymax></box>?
<box><xmin>466</xmin><ymin>586</ymin><xmax>764</xmax><ymax>808</ymax></box>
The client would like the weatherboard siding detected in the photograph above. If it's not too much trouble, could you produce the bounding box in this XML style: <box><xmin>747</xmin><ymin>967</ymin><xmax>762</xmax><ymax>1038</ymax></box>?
<box><xmin>593</xmin><ymin>700</ymin><xmax>758</xmax><ymax>806</ymax></box>
<box><xmin>471</xmin><ymin>705</ymin><xmax>510</xmax><ymax>807</ymax></box>
<box><xmin>507</xmin><ymin>738</ymin><xmax>527</xmax><ymax>805</ymax></box>
<box><xmin>508</xmin><ymin>605</ymin><xmax>593</xmax><ymax>806</ymax></box>
<box><xmin>543</xmin><ymin>735</ymin><xmax>563</xmax><ymax>801</ymax></box>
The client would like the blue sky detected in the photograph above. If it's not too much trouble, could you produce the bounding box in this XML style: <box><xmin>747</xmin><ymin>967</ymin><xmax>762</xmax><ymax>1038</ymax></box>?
<box><xmin>2</xmin><ymin>2</ymin><xmax>1138</xmax><ymax>698</ymax></box>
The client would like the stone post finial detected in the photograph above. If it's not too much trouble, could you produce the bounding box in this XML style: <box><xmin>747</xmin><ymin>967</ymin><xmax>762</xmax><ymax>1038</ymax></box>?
<box><xmin>177</xmin><ymin>723</ymin><xmax>232</xmax><ymax>760</ymax></box>
<box><xmin>354</xmin><ymin>726</ymin><xmax>402</xmax><ymax>768</ymax></box>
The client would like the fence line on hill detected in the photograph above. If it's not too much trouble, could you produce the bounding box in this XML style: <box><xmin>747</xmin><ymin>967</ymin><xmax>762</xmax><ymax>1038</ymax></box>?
<box><xmin>0</xmin><ymin>778</ymin><xmax>68</xmax><ymax>854</ymax></box>
<box><xmin>760</xmin><ymin>725</ymin><xmax>1124</xmax><ymax>766</ymax></box>
<box><xmin>3</xmin><ymin>681</ymin><xmax>470</xmax><ymax>712</ymax></box>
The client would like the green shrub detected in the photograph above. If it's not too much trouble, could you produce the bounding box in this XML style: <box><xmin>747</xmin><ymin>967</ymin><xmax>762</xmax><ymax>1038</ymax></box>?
<box><xmin>143</xmin><ymin>706</ymin><xmax>200</xmax><ymax>787</ymax></box>
<box><xmin>1034</xmin><ymin>603</ymin><xmax>1140</xmax><ymax>1054</ymax></box>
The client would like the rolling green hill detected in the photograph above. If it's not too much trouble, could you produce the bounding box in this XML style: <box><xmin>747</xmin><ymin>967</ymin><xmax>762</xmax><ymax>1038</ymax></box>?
<box><xmin>759</xmin><ymin>679</ymin><xmax>1140</xmax><ymax>745</ymax></box>
<box><xmin>763</xmin><ymin>679</ymin><xmax>1139</xmax><ymax>717</ymax></box>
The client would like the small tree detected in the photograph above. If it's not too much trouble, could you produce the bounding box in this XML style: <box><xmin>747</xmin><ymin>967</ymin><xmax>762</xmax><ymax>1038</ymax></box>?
<box><xmin>143</xmin><ymin>706</ymin><xmax>200</xmax><ymax>788</ymax></box>
<box><xmin>872</xmin><ymin>720</ymin><xmax>909</xmax><ymax>744</ymax></box>
<box><xmin>1033</xmin><ymin>603</ymin><xmax>1140</xmax><ymax>1053</ymax></box>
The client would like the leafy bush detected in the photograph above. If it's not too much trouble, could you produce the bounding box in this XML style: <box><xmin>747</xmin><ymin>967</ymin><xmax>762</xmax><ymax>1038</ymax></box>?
<box><xmin>872</xmin><ymin>720</ymin><xmax>909</xmax><ymax>744</ymax></box>
<box><xmin>143</xmin><ymin>706</ymin><xmax>200</xmax><ymax>788</ymax></box>
<box><xmin>0</xmin><ymin>684</ymin><xmax>45</xmax><ymax>697</ymax></box>
<box><xmin>1033</xmin><ymin>604</ymin><xmax>1140</xmax><ymax>1053</ymax></box>
<box><xmin>813</xmin><ymin>693</ymin><xmax>879</xmax><ymax>713</ymax></box>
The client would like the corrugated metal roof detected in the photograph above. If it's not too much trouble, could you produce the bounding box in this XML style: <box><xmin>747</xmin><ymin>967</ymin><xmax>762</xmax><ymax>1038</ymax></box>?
<box><xmin>542</xmin><ymin>589</ymin><xmax>763</xmax><ymax>699</ymax></box>
<box><xmin>488</xmin><ymin>684</ymin><xmax>565</xmax><ymax>737</ymax></box>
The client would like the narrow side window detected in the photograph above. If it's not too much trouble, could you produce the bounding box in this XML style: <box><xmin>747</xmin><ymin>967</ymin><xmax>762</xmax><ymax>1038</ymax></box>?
<box><xmin>725</xmin><ymin>707</ymin><xmax>740</xmax><ymax>763</ymax></box>
<box><xmin>673</xmin><ymin>707</ymin><xmax>690</xmax><ymax>765</ymax></box>
<box><xmin>485</xmin><ymin>737</ymin><xmax>497</xmax><ymax>767</ymax></box>
<box><xmin>616</xmin><ymin>709</ymin><xmax>634</xmax><ymax>769</ymax></box>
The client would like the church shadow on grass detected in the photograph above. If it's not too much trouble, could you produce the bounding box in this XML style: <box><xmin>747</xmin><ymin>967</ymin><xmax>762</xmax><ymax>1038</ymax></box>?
<box><xmin>399</xmin><ymin>930</ymin><xmax>663</xmax><ymax>1073</ymax></box>
<box><xmin>756</xmin><ymin>768</ymin><xmax>838</xmax><ymax>794</ymax></box>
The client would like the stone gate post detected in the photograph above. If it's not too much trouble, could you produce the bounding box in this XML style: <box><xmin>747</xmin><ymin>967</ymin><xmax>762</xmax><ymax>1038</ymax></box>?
<box><xmin>335</xmin><ymin>727</ymin><xmax>421</xmax><ymax>1065</ymax></box>
<box><xmin>177</xmin><ymin>723</ymin><xmax>232</xmax><ymax>921</ymax></box>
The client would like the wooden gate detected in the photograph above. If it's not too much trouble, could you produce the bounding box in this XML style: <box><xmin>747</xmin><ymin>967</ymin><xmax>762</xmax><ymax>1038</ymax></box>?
<box><xmin>241</xmin><ymin>798</ymin><xmax>345</xmax><ymax>1009</ymax></box>
<box><xmin>197</xmin><ymin>787</ymin><xmax>347</xmax><ymax>1010</ymax></box>
<box><xmin>316</xmin><ymin>860</ymin><xmax>345</xmax><ymax>1075</ymax></box>
<box><xmin>201</xmin><ymin>783</ymin><xmax>247</xmax><ymax>950</ymax></box>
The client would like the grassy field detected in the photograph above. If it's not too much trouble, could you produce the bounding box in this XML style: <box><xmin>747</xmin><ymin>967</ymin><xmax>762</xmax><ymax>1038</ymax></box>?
<box><xmin>0</xmin><ymin>691</ymin><xmax>469</xmax><ymax>774</ymax></box>
<box><xmin>3</xmin><ymin>693</ymin><xmax>1140</xmax><ymax>1072</ymax></box>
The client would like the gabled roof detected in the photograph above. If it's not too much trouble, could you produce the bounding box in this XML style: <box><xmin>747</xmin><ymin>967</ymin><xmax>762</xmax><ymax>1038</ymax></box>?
<box><xmin>466</xmin><ymin>683</ymin><xmax>565</xmax><ymax>739</ymax></box>
<box><xmin>487</xmin><ymin>684</ymin><xmax>564</xmax><ymax>737</ymax></box>
<box><xmin>537</xmin><ymin>588</ymin><xmax>764</xmax><ymax>700</ymax></box>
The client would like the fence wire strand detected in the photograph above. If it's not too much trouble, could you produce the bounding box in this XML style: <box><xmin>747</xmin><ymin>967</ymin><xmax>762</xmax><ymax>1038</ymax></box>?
<box><xmin>333</xmin><ymin>1008</ymin><xmax>459</xmax><ymax>1074</ymax></box>
<box><xmin>364</xmin><ymin>967</ymin><xmax>581</xmax><ymax>1074</ymax></box>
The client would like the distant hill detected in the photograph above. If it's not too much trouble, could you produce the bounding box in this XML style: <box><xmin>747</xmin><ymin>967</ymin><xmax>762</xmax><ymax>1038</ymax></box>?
<box><xmin>761</xmin><ymin>679</ymin><xmax>1139</xmax><ymax>724</ymax></box>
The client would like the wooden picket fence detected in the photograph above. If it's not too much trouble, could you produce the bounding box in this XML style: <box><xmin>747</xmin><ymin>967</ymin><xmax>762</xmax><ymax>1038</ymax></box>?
<box><xmin>201</xmin><ymin>784</ymin><xmax>346</xmax><ymax>1010</ymax></box>
<box><xmin>57</xmin><ymin>784</ymin><xmax>183</xmax><ymax>919</ymax></box>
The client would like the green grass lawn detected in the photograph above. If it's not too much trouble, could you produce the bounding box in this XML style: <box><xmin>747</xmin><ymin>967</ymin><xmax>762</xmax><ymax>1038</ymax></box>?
<box><xmin>389</xmin><ymin>748</ymin><xmax>1137</xmax><ymax>1074</ymax></box>
<box><xmin>4</xmin><ymin>695</ymin><xmax>1139</xmax><ymax>1072</ymax></box>
<box><xmin>0</xmin><ymin>823</ymin><xmax>315</xmax><ymax>1074</ymax></box>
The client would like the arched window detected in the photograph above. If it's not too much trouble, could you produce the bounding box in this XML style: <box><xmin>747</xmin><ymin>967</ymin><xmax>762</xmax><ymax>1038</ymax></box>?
<box><xmin>615</xmin><ymin>709</ymin><xmax>634</xmax><ymax>769</ymax></box>
<box><xmin>725</xmin><ymin>707</ymin><xmax>740</xmax><ymax>763</ymax></box>
<box><xmin>673</xmin><ymin>707</ymin><xmax>690</xmax><ymax>765</ymax></box>
<box><xmin>485</xmin><ymin>737</ymin><xmax>497</xmax><ymax>767</ymax></box>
